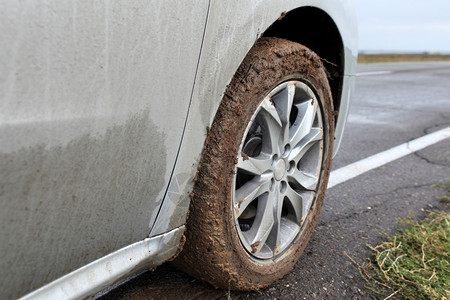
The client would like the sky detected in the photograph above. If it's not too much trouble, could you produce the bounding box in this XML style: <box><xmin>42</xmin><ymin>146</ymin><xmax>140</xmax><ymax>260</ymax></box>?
<box><xmin>356</xmin><ymin>0</ymin><xmax>450</xmax><ymax>53</ymax></box>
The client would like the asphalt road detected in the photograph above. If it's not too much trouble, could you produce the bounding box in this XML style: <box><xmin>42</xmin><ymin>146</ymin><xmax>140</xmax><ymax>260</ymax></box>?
<box><xmin>99</xmin><ymin>62</ymin><xmax>450</xmax><ymax>300</ymax></box>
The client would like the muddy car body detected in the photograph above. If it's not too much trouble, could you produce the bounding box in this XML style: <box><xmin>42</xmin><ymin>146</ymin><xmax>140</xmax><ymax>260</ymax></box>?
<box><xmin>0</xmin><ymin>1</ymin><xmax>357</xmax><ymax>299</ymax></box>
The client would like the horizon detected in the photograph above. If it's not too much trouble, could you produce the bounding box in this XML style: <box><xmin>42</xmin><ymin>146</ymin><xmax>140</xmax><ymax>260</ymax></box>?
<box><xmin>356</xmin><ymin>0</ymin><xmax>450</xmax><ymax>53</ymax></box>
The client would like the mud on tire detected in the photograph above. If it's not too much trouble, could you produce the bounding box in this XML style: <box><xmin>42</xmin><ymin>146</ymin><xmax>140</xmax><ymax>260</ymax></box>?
<box><xmin>173</xmin><ymin>37</ymin><xmax>335</xmax><ymax>290</ymax></box>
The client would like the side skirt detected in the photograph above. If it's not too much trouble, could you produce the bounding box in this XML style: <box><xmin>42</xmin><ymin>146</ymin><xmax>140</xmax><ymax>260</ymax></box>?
<box><xmin>20</xmin><ymin>226</ymin><xmax>185</xmax><ymax>300</ymax></box>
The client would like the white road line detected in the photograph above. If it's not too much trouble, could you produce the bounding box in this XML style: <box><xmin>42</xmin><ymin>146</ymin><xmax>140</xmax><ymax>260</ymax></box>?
<box><xmin>356</xmin><ymin>70</ymin><xmax>393</xmax><ymax>76</ymax></box>
<box><xmin>328</xmin><ymin>126</ymin><xmax>450</xmax><ymax>188</ymax></box>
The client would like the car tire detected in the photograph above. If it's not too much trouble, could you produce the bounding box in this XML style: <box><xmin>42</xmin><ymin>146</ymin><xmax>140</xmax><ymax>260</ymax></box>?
<box><xmin>173</xmin><ymin>37</ymin><xmax>335</xmax><ymax>290</ymax></box>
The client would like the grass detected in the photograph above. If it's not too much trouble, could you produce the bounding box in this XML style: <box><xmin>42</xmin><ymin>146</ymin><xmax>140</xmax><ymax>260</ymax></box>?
<box><xmin>358</xmin><ymin>54</ymin><xmax>450</xmax><ymax>64</ymax></box>
<box><xmin>349</xmin><ymin>183</ymin><xmax>450</xmax><ymax>299</ymax></box>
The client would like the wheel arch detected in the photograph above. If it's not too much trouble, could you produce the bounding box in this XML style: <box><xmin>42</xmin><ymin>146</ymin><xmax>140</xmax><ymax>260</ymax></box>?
<box><xmin>150</xmin><ymin>2</ymin><xmax>356</xmax><ymax>237</ymax></box>
<box><xmin>263</xmin><ymin>6</ymin><xmax>345</xmax><ymax>121</ymax></box>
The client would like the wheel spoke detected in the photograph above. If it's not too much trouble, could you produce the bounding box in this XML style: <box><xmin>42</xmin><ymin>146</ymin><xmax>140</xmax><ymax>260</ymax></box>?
<box><xmin>235</xmin><ymin>175</ymin><xmax>271</xmax><ymax>217</ymax></box>
<box><xmin>243</xmin><ymin>192</ymin><xmax>276</xmax><ymax>254</ymax></box>
<box><xmin>272</xmin><ymin>83</ymin><xmax>295</xmax><ymax>144</ymax></box>
<box><xmin>299</xmin><ymin>191</ymin><xmax>314</xmax><ymax>220</ymax></box>
<box><xmin>237</xmin><ymin>152</ymin><xmax>273</xmax><ymax>176</ymax></box>
<box><xmin>272</xmin><ymin>83</ymin><xmax>295</xmax><ymax>125</ymax></box>
<box><xmin>288</xmin><ymin>168</ymin><xmax>319</xmax><ymax>191</ymax></box>
<box><xmin>258</xmin><ymin>98</ymin><xmax>282</xmax><ymax>155</ymax></box>
<box><xmin>261</xmin><ymin>97</ymin><xmax>282</xmax><ymax>127</ymax></box>
<box><xmin>265</xmin><ymin>187</ymin><xmax>284</xmax><ymax>255</ymax></box>
<box><xmin>285</xmin><ymin>186</ymin><xmax>314</xmax><ymax>224</ymax></box>
<box><xmin>289</xmin><ymin>99</ymin><xmax>318</xmax><ymax>148</ymax></box>
<box><xmin>288</xmin><ymin>128</ymin><xmax>323</xmax><ymax>163</ymax></box>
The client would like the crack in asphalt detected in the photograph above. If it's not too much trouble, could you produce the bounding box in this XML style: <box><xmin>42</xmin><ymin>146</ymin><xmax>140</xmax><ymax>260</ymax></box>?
<box><xmin>424</xmin><ymin>121</ymin><xmax>450</xmax><ymax>134</ymax></box>
<box><xmin>413</xmin><ymin>126</ymin><xmax>449</xmax><ymax>167</ymax></box>
<box><xmin>439</xmin><ymin>113</ymin><xmax>450</xmax><ymax>120</ymax></box>
<box><xmin>323</xmin><ymin>143</ymin><xmax>449</xmax><ymax>227</ymax></box>
<box><xmin>319</xmin><ymin>183</ymin><xmax>435</xmax><ymax>227</ymax></box>
<box><xmin>413</xmin><ymin>151</ymin><xmax>450</xmax><ymax>168</ymax></box>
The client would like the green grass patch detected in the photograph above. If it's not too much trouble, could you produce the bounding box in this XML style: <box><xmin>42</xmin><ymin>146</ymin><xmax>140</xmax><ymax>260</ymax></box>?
<box><xmin>358</xmin><ymin>54</ymin><xmax>450</xmax><ymax>64</ymax></box>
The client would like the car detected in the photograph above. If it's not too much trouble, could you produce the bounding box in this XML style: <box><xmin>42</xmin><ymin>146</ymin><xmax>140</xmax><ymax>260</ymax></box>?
<box><xmin>0</xmin><ymin>1</ymin><xmax>357</xmax><ymax>299</ymax></box>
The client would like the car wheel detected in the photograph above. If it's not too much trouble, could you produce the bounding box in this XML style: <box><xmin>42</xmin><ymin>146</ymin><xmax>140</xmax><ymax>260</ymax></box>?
<box><xmin>174</xmin><ymin>37</ymin><xmax>335</xmax><ymax>290</ymax></box>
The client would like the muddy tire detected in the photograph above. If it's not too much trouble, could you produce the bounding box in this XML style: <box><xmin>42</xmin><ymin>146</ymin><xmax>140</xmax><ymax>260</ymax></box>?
<box><xmin>173</xmin><ymin>37</ymin><xmax>335</xmax><ymax>290</ymax></box>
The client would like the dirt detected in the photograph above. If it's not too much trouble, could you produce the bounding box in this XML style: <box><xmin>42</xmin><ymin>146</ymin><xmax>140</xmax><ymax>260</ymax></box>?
<box><xmin>172</xmin><ymin>37</ymin><xmax>335</xmax><ymax>291</ymax></box>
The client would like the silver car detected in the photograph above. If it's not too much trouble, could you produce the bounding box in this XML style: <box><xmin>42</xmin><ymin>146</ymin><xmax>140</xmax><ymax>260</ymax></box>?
<box><xmin>0</xmin><ymin>1</ymin><xmax>357</xmax><ymax>299</ymax></box>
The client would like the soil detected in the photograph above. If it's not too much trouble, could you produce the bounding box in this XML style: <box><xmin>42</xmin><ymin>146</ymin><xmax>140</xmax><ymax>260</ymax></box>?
<box><xmin>172</xmin><ymin>37</ymin><xmax>335</xmax><ymax>291</ymax></box>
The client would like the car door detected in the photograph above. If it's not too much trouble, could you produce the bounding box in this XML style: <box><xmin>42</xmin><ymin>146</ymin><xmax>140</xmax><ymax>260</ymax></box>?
<box><xmin>0</xmin><ymin>1</ymin><xmax>209</xmax><ymax>298</ymax></box>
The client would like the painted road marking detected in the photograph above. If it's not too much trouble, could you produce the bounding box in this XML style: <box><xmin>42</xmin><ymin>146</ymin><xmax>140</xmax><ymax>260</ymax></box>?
<box><xmin>328</xmin><ymin>126</ymin><xmax>450</xmax><ymax>188</ymax></box>
<box><xmin>356</xmin><ymin>70</ymin><xmax>393</xmax><ymax>76</ymax></box>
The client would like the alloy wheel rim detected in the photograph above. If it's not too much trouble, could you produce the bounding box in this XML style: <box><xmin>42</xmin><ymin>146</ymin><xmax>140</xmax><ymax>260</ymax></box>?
<box><xmin>233</xmin><ymin>80</ymin><xmax>325</xmax><ymax>259</ymax></box>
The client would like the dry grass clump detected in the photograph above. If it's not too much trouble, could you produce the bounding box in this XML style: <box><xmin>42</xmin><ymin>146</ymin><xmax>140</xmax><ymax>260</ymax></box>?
<box><xmin>347</xmin><ymin>183</ymin><xmax>450</xmax><ymax>299</ymax></box>
<box><xmin>358</xmin><ymin>54</ymin><xmax>450</xmax><ymax>64</ymax></box>
<box><xmin>362</xmin><ymin>211</ymin><xmax>449</xmax><ymax>299</ymax></box>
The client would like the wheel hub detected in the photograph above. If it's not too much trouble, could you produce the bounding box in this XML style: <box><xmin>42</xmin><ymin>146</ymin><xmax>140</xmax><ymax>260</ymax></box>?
<box><xmin>274</xmin><ymin>159</ymin><xmax>286</xmax><ymax>181</ymax></box>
